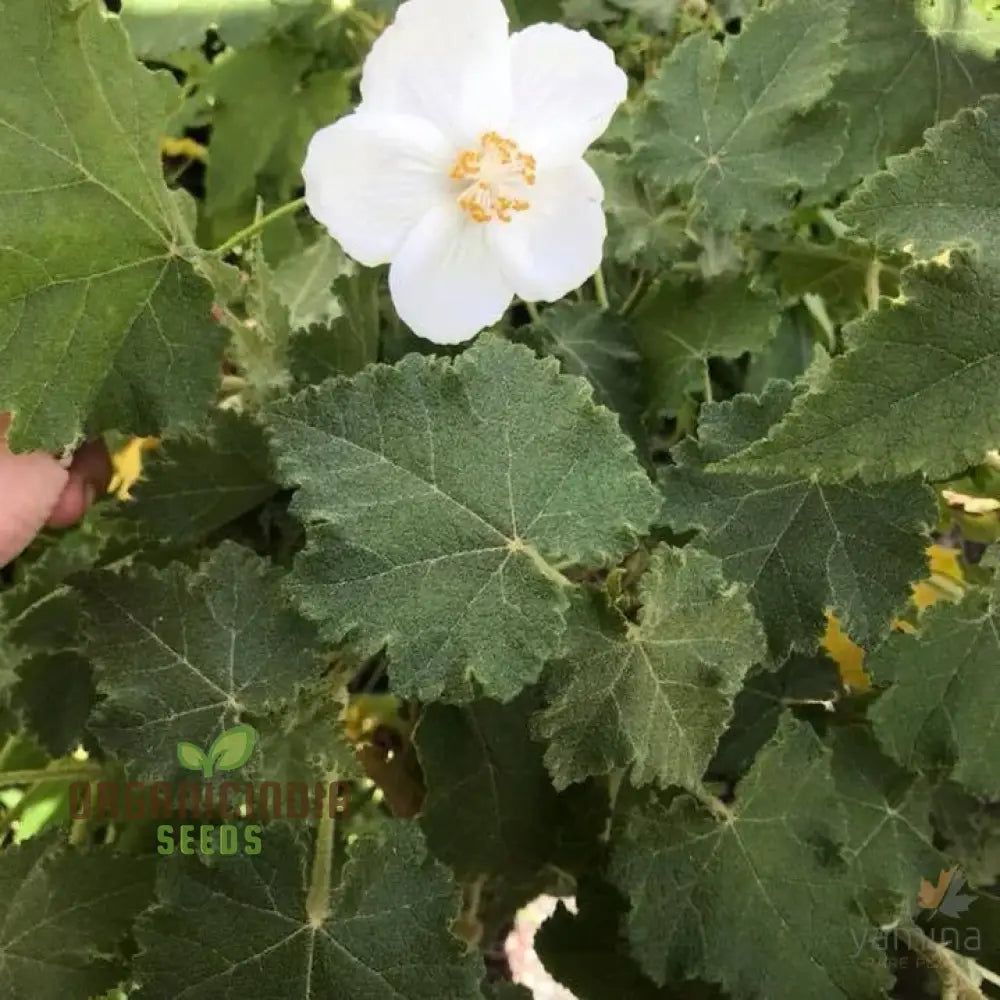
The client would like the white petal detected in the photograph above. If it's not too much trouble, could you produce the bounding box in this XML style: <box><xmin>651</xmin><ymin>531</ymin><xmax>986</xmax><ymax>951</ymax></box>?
<box><xmin>508</xmin><ymin>24</ymin><xmax>627</xmax><ymax>167</ymax></box>
<box><xmin>490</xmin><ymin>159</ymin><xmax>606</xmax><ymax>303</ymax></box>
<box><xmin>389</xmin><ymin>204</ymin><xmax>514</xmax><ymax>344</ymax></box>
<box><xmin>303</xmin><ymin>111</ymin><xmax>452</xmax><ymax>267</ymax></box>
<box><xmin>360</xmin><ymin>0</ymin><xmax>513</xmax><ymax>146</ymax></box>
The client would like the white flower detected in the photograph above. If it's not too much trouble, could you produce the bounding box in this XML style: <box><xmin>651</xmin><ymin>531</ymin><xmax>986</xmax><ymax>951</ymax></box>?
<box><xmin>302</xmin><ymin>0</ymin><xmax>627</xmax><ymax>344</ymax></box>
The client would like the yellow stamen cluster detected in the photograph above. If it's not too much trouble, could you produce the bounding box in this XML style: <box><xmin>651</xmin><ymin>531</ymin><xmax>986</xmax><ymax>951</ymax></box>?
<box><xmin>449</xmin><ymin>131</ymin><xmax>537</xmax><ymax>224</ymax></box>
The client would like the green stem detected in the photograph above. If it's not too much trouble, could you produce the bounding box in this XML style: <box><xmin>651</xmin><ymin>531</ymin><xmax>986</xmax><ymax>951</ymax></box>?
<box><xmin>0</xmin><ymin>763</ymin><xmax>104</xmax><ymax>787</ymax></box>
<box><xmin>211</xmin><ymin>196</ymin><xmax>308</xmax><ymax>257</ymax></box>
<box><xmin>306</xmin><ymin>808</ymin><xmax>336</xmax><ymax>928</ymax></box>
<box><xmin>702</xmin><ymin>364</ymin><xmax>714</xmax><ymax>403</ymax></box>
<box><xmin>895</xmin><ymin>924</ymin><xmax>986</xmax><ymax>1000</ymax></box>
<box><xmin>620</xmin><ymin>272</ymin><xmax>650</xmax><ymax>316</ymax></box>
<box><xmin>865</xmin><ymin>257</ymin><xmax>882</xmax><ymax>312</ymax></box>
<box><xmin>524</xmin><ymin>300</ymin><xmax>541</xmax><ymax>323</ymax></box>
<box><xmin>593</xmin><ymin>268</ymin><xmax>610</xmax><ymax>310</ymax></box>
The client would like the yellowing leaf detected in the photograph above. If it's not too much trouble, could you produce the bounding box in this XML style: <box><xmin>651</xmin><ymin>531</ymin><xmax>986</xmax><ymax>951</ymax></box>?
<box><xmin>824</xmin><ymin>544</ymin><xmax>966</xmax><ymax>687</ymax></box>
<box><xmin>822</xmin><ymin>611</ymin><xmax>869</xmax><ymax>690</ymax></box>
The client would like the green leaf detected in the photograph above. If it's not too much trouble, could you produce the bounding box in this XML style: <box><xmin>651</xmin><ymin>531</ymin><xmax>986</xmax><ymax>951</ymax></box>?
<box><xmin>561</xmin><ymin>0</ymin><xmax>618</xmax><ymax>25</ymax></box>
<box><xmin>0</xmin><ymin>0</ymin><xmax>226</xmax><ymax>451</ymax></box>
<box><xmin>716</xmin><ymin>254</ymin><xmax>1000</xmax><ymax>482</ymax></box>
<box><xmin>270</xmin><ymin>336</ymin><xmax>660</xmax><ymax>702</ymax></box>
<box><xmin>416</xmin><ymin>690</ymin><xmax>604</xmax><ymax>880</ymax></box>
<box><xmin>289</xmin><ymin>269</ymin><xmax>383</xmax><ymax>385</ymax></box>
<box><xmin>634</xmin><ymin>0</ymin><xmax>848</xmax><ymax>229</ymax></box>
<box><xmin>535</xmin><ymin>545</ymin><xmax>766</xmax><ymax>790</ymax></box>
<box><xmin>176</xmin><ymin>741</ymin><xmax>207</xmax><ymax>773</ymax></box>
<box><xmin>120</xmin><ymin>0</ymin><xmax>314</xmax><ymax>60</ymax></box>
<box><xmin>273</xmin><ymin>235</ymin><xmax>351</xmax><ymax>333</ymax></box>
<box><xmin>12</xmin><ymin>651</ymin><xmax>96</xmax><ymax>757</ymax></box>
<box><xmin>519</xmin><ymin>301</ymin><xmax>645</xmax><ymax>443</ymax></box>
<box><xmin>662</xmin><ymin>382</ymin><xmax>934</xmax><ymax>655</ymax></box>
<box><xmin>633</xmin><ymin>277</ymin><xmax>779</xmax><ymax>414</ymax></box>
<box><xmin>840</xmin><ymin>97</ymin><xmax>1000</xmax><ymax>260</ymax></box>
<box><xmin>207</xmin><ymin>722</ymin><xmax>258</xmax><ymax>772</ymax></box>
<box><xmin>825</xmin><ymin>0</ymin><xmax>1000</xmax><ymax>191</ymax></box>
<box><xmin>868</xmin><ymin>574</ymin><xmax>1000</xmax><ymax>799</ymax></box>
<box><xmin>118</xmin><ymin>409</ymin><xmax>278</xmax><ymax>543</ymax></box>
<box><xmin>202</xmin><ymin>40</ymin><xmax>311</xmax><ymax>221</ymax></box>
<box><xmin>743</xmin><ymin>308</ymin><xmax>817</xmax><ymax>396</ymax></box>
<box><xmin>709</xmin><ymin>653</ymin><xmax>840</xmax><ymax>782</ymax></box>
<box><xmin>610</xmin><ymin>717</ymin><xmax>889</xmax><ymax>999</ymax></box>
<box><xmin>932</xmin><ymin>782</ymin><xmax>1000</xmax><ymax>888</ymax></box>
<box><xmin>0</xmin><ymin>835</ymin><xmax>154</xmax><ymax>1000</ymax></box>
<box><xmin>586</xmin><ymin>150</ymin><xmax>688</xmax><ymax>270</ymax></box>
<box><xmin>134</xmin><ymin>822</ymin><xmax>483</xmax><ymax>999</ymax></box>
<box><xmin>830</xmin><ymin>725</ymin><xmax>942</xmax><ymax>923</ymax></box>
<box><xmin>247</xmin><ymin>687</ymin><xmax>362</xmax><ymax>787</ymax></box>
<box><xmin>76</xmin><ymin>541</ymin><xmax>320</xmax><ymax>779</ymax></box>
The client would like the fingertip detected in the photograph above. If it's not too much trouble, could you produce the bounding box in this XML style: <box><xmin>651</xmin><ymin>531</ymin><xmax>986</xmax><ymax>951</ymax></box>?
<box><xmin>45</xmin><ymin>478</ymin><xmax>93</xmax><ymax>529</ymax></box>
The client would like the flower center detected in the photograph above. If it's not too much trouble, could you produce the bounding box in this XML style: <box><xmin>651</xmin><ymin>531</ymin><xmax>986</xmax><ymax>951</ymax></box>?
<box><xmin>449</xmin><ymin>131</ymin><xmax>537</xmax><ymax>224</ymax></box>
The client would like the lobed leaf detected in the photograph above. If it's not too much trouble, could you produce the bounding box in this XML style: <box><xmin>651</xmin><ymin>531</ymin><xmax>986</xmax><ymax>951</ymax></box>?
<box><xmin>840</xmin><ymin>97</ymin><xmax>1000</xmax><ymax>260</ymax></box>
<box><xmin>633</xmin><ymin>0</ymin><xmax>849</xmax><ymax>228</ymax></box>
<box><xmin>825</xmin><ymin>0</ymin><xmax>1000</xmax><ymax>191</ymax></box>
<box><xmin>663</xmin><ymin>382</ymin><xmax>935</xmax><ymax>655</ymax></box>
<box><xmin>611</xmin><ymin>718</ymin><xmax>889</xmax><ymax>1000</ymax></box>
<box><xmin>133</xmin><ymin>822</ymin><xmax>483</xmax><ymax>1000</ymax></box>
<box><xmin>716</xmin><ymin>254</ymin><xmax>1000</xmax><ymax>482</ymax></box>
<box><xmin>0</xmin><ymin>0</ymin><xmax>225</xmax><ymax>451</ymax></box>
<box><xmin>0</xmin><ymin>835</ymin><xmax>154</xmax><ymax>1000</ymax></box>
<box><xmin>535</xmin><ymin>544</ymin><xmax>766</xmax><ymax>790</ymax></box>
<box><xmin>76</xmin><ymin>541</ymin><xmax>320</xmax><ymax>779</ymax></box>
<box><xmin>868</xmin><ymin>573</ymin><xmax>1000</xmax><ymax>800</ymax></box>
<box><xmin>270</xmin><ymin>336</ymin><xmax>660</xmax><ymax>702</ymax></box>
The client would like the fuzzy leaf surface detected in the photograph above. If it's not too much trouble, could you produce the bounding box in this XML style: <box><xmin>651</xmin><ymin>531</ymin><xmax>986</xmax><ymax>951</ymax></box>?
<box><xmin>633</xmin><ymin>0</ymin><xmax>848</xmax><ymax>228</ymax></box>
<box><xmin>0</xmin><ymin>836</ymin><xmax>154</xmax><ymax>1000</ymax></box>
<box><xmin>610</xmin><ymin>718</ymin><xmax>888</xmax><ymax>1000</ymax></box>
<box><xmin>76</xmin><ymin>541</ymin><xmax>319</xmax><ymax>779</ymax></box>
<box><xmin>718</xmin><ymin>255</ymin><xmax>1000</xmax><ymax>481</ymax></box>
<box><xmin>662</xmin><ymin>382</ymin><xmax>934</xmax><ymax>655</ymax></box>
<box><xmin>840</xmin><ymin>98</ymin><xmax>1000</xmax><ymax>259</ymax></box>
<box><xmin>825</xmin><ymin>0</ymin><xmax>1000</xmax><ymax>190</ymax></box>
<box><xmin>535</xmin><ymin>545</ymin><xmax>765</xmax><ymax>790</ymax></box>
<box><xmin>270</xmin><ymin>337</ymin><xmax>659</xmax><ymax>702</ymax></box>
<box><xmin>119</xmin><ymin>410</ymin><xmax>278</xmax><ymax>542</ymax></box>
<box><xmin>134</xmin><ymin>822</ymin><xmax>482</xmax><ymax>1000</ymax></box>
<box><xmin>830</xmin><ymin>726</ymin><xmax>941</xmax><ymax>922</ymax></box>
<box><xmin>416</xmin><ymin>690</ymin><xmax>602</xmax><ymax>879</ymax></box>
<box><xmin>0</xmin><ymin>0</ymin><xmax>225</xmax><ymax>450</ymax></box>
<box><xmin>633</xmin><ymin>278</ymin><xmax>779</xmax><ymax>413</ymax></box>
<box><xmin>868</xmin><ymin>575</ymin><xmax>1000</xmax><ymax>799</ymax></box>
<box><xmin>520</xmin><ymin>301</ymin><xmax>644</xmax><ymax>441</ymax></box>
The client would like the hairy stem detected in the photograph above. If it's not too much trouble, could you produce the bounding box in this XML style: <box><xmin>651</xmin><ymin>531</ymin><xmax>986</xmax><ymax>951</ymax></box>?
<box><xmin>306</xmin><ymin>807</ymin><xmax>336</xmax><ymax>928</ymax></box>
<box><xmin>896</xmin><ymin>923</ymin><xmax>987</xmax><ymax>1000</ymax></box>
<box><xmin>0</xmin><ymin>763</ymin><xmax>104</xmax><ymax>786</ymax></box>
<box><xmin>211</xmin><ymin>196</ymin><xmax>308</xmax><ymax>257</ymax></box>
<box><xmin>593</xmin><ymin>267</ymin><xmax>610</xmax><ymax>310</ymax></box>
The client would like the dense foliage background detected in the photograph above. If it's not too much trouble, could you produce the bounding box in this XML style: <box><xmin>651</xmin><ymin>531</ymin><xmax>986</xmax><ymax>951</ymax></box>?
<box><xmin>4</xmin><ymin>0</ymin><xmax>1000</xmax><ymax>997</ymax></box>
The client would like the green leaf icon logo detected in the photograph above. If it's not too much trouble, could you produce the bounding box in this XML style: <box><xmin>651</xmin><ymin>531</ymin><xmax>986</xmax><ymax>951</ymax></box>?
<box><xmin>176</xmin><ymin>725</ymin><xmax>258</xmax><ymax>778</ymax></box>
<box><xmin>207</xmin><ymin>724</ymin><xmax>258</xmax><ymax>775</ymax></box>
